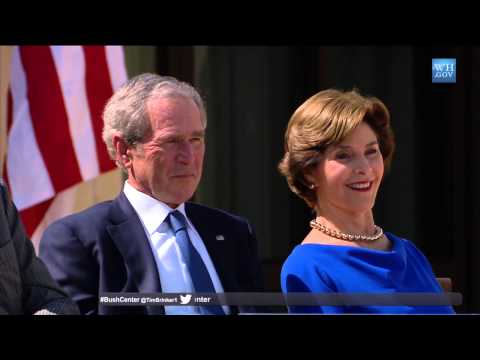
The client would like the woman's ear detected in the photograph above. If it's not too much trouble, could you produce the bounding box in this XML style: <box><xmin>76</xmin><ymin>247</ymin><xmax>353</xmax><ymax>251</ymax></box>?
<box><xmin>304</xmin><ymin>167</ymin><xmax>317</xmax><ymax>186</ymax></box>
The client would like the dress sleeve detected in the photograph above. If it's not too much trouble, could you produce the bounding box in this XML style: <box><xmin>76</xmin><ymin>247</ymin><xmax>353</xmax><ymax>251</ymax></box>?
<box><xmin>402</xmin><ymin>238</ymin><xmax>445</xmax><ymax>292</ymax></box>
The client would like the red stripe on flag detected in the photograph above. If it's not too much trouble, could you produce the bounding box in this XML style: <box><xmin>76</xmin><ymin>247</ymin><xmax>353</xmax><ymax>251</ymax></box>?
<box><xmin>83</xmin><ymin>46</ymin><xmax>116</xmax><ymax>173</ymax></box>
<box><xmin>7</xmin><ymin>89</ymin><xmax>13</xmax><ymax>133</ymax></box>
<box><xmin>19</xmin><ymin>198</ymin><xmax>53</xmax><ymax>236</ymax></box>
<box><xmin>19</xmin><ymin>46</ymin><xmax>82</xmax><ymax>193</ymax></box>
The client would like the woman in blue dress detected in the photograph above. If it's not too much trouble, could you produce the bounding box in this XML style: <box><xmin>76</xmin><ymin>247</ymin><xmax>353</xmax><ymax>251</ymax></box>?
<box><xmin>278</xmin><ymin>89</ymin><xmax>454</xmax><ymax>314</ymax></box>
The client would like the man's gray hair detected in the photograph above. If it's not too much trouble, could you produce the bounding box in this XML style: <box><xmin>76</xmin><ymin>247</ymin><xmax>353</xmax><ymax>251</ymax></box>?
<box><xmin>102</xmin><ymin>73</ymin><xmax>207</xmax><ymax>168</ymax></box>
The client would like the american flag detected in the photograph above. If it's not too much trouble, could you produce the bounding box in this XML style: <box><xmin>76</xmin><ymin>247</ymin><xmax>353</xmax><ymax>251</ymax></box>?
<box><xmin>4</xmin><ymin>46</ymin><xmax>127</xmax><ymax>251</ymax></box>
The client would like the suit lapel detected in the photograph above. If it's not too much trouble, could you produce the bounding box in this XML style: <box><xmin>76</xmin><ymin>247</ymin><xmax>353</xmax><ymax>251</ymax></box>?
<box><xmin>107</xmin><ymin>193</ymin><xmax>164</xmax><ymax>315</ymax></box>
<box><xmin>186</xmin><ymin>203</ymin><xmax>239</xmax><ymax>293</ymax></box>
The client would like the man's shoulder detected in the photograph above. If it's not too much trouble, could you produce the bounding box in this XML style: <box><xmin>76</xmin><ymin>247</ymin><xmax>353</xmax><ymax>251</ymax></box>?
<box><xmin>186</xmin><ymin>202</ymin><xmax>249</xmax><ymax>224</ymax></box>
<box><xmin>48</xmin><ymin>198</ymin><xmax>117</xmax><ymax>230</ymax></box>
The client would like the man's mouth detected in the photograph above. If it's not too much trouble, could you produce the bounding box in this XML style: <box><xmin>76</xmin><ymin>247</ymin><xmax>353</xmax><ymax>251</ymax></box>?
<box><xmin>172</xmin><ymin>174</ymin><xmax>195</xmax><ymax>178</ymax></box>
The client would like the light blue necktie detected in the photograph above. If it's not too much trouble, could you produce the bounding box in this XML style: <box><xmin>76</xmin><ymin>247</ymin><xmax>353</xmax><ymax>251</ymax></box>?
<box><xmin>167</xmin><ymin>210</ymin><xmax>225</xmax><ymax>315</ymax></box>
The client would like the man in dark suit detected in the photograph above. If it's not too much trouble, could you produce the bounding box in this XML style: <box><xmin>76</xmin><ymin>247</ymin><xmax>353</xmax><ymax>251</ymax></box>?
<box><xmin>0</xmin><ymin>180</ymin><xmax>79</xmax><ymax>314</ymax></box>
<box><xmin>39</xmin><ymin>73</ymin><xmax>264</xmax><ymax>315</ymax></box>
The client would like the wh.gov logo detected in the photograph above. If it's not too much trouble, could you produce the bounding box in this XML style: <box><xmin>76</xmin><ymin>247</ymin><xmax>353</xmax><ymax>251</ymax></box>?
<box><xmin>432</xmin><ymin>58</ymin><xmax>456</xmax><ymax>83</ymax></box>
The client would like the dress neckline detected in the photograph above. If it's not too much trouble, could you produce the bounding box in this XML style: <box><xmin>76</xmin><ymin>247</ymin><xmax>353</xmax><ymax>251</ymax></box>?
<box><xmin>298</xmin><ymin>232</ymin><xmax>400</xmax><ymax>254</ymax></box>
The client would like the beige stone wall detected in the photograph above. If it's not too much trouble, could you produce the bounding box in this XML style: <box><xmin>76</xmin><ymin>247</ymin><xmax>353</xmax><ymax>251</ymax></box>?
<box><xmin>0</xmin><ymin>46</ymin><xmax>12</xmax><ymax>174</ymax></box>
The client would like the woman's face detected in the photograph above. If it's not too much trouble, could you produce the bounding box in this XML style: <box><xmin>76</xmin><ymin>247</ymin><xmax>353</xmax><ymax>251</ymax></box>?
<box><xmin>309</xmin><ymin>122</ymin><xmax>384</xmax><ymax>215</ymax></box>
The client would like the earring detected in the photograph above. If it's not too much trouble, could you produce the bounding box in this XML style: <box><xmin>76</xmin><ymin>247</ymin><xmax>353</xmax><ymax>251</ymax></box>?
<box><xmin>309</xmin><ymin>183</ymin><xmax>316</xmax><ymax>189</ymax></box>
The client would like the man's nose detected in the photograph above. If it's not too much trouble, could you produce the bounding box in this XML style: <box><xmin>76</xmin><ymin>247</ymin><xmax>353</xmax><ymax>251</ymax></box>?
<box><xmin>177</xmin><ymin>141</ymin><xmax>194</xmax><ymax>163</ymax></box>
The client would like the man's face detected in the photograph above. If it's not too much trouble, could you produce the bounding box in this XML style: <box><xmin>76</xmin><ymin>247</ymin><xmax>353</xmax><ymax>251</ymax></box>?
<box><xmin>126</xmin><ymin>96</ymin><xmax>205</xmax><ymax>208</ymax></box>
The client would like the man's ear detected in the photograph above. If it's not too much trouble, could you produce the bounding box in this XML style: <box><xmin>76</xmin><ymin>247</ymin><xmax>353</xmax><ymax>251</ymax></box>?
<box><xmin>112</xmin><ymin>135</ymin><xmax>133</xmax><ymax>169</ymax></box>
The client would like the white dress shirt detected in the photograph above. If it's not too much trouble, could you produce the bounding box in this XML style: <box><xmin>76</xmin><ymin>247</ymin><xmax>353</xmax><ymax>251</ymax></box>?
<box><xmin>123</xmin><ymin>181</ymin><xmax>230</xmax><ymax>315</ymax></box>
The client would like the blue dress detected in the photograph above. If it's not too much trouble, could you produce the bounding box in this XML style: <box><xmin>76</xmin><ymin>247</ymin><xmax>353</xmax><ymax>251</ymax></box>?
<box><xmin>281</xmin><ymin>232</ymin><xmax>455</xmax><ymax>314</ymax></box>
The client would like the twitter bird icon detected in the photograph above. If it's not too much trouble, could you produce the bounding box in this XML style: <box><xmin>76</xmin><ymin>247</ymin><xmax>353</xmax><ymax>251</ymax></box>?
<box><xmin>179</xmin><ymin>294</ymin><xmax>192</xmax><ymax>305</ymax></box>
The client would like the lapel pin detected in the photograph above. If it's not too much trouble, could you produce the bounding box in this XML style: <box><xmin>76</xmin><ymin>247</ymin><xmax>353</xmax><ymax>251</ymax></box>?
<box><xmin>216</xmin><ymin>235</ymin><xmax>225</xmax><ymax>241</ymax></box>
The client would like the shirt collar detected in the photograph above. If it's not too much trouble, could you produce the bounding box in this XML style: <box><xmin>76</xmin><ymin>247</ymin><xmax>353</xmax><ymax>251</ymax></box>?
<box><xmin>123</xmin><ymin>181</ymin><xmax>189</xmax><ymax>235</ymax></box>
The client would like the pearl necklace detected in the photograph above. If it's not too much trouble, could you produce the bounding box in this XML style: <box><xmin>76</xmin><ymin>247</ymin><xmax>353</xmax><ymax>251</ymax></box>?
<box><xmin>309</xmin><ymin>219</ymin><xmax>383</xmax><ymax>242</ymax></box>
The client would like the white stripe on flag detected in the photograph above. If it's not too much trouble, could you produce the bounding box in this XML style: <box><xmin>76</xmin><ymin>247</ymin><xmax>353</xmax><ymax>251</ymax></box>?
<box><xmin>50</xmin><ymin>46</ymin><xmax>100</xmax><ymax>181</ymax></box>
<box><xmin>7</xmin><ymin>47</ymin><xmax>55</xmax><ymax>210</ymax></box>
<box><xmin>105</xmin><ymin>46</ymin><xmax>128</xmax><ymax>90</ymax></box>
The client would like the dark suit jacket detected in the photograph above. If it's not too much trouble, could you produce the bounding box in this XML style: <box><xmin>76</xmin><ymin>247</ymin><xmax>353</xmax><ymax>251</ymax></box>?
<box><xmin>39</xmin><ymin>192</ymin><xmax>264</xmax><ymax>315</ymax></box>
<box><xmin>0</xmin><ymin>182</ymin><xmax>79</xmax><ymax>314</ymax></box>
